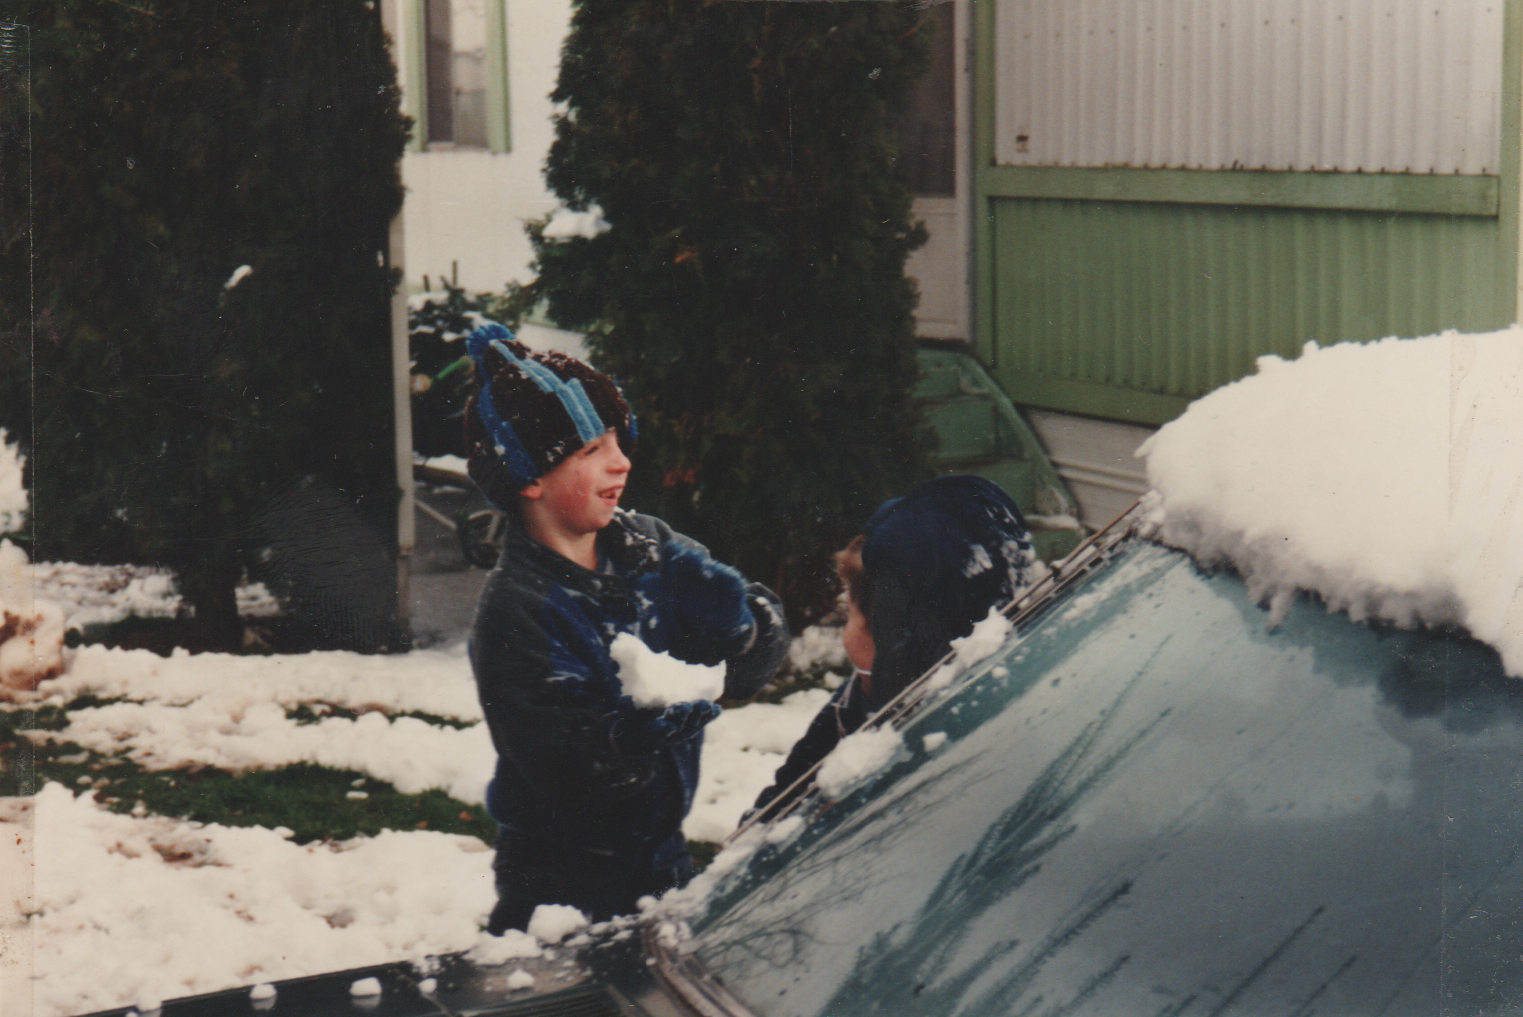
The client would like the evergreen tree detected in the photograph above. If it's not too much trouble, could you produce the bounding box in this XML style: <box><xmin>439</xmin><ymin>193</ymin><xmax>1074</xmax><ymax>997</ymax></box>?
<box><xmin>525</xmin><ymin>0</ymin><xmax>936</xmax><ymax>624</ymax></box>
<box><xmin>0</xmin><ymin>0</ymin><xmax>407</xmax><ymax>645</ymax></box>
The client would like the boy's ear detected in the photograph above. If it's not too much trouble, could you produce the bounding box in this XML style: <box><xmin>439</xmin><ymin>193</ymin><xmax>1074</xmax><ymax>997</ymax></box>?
<box><xmin>520</xmin><ymin>480</ymin><xmax>544</xmax><ymax>501</ymax></box>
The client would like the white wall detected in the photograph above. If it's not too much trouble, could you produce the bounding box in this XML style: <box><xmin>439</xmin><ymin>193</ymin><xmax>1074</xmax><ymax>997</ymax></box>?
<box><xmin>995</xmin><ymin>0</ymin><xmax>1504</xmax><ymax>175</ymax></box>
<box><xmin>391</xmin><ymin>0</ymin><xmax>572</xmax><ymax>293</ymax></box>
<box><xmin>393</xmin><ymin>0</ymin><xmax>970</xmax><ymax>314</ymax></box>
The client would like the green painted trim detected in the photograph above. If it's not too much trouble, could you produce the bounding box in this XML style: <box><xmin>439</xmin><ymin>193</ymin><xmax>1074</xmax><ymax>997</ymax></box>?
<box><xmin>1502</xmin><ymin>0</ymin><xmax>1522</xmax><ymax>320</ymax></box>
<box><xmin>994</xmin><ymin>373</ymin><xmax>1191</xmax><ymax>427</ymax></box>
<box><xmin>405</xmin><ymin>0</ymin><xmax>427</xmax><ymax>152</ymax></box>
<box><xmin>486</xmin><ymin>0</ymin><xmax>511</xmax><ymax>153</ymax></box>
<box><xmin>979</xmin><ymin>165</ymin><xmax>1500</xmax><ymax>217</ymax></box>
<box><xmin>973</xmin><ymin>0</ymin><xmax>996</xmax><ymax>367</ymax></box>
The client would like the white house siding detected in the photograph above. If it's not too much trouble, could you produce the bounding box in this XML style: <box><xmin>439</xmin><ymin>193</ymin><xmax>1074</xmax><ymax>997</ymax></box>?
<box><xmin>994</xmin><ymin>0</ymin><xmax>1504</xmax><ymax>175</ymax></box>
<box><xmin>390</xmin><ymin>0</ymin><xmax>572</xmax><ymax>293</ymax></box>
<box><xmin>401</xmin><ymin>150</ymin><xmax>558</xmax><ymax>292</ymax></box>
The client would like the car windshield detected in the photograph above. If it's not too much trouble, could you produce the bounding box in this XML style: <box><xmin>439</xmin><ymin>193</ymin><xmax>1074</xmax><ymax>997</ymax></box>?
<box><xmin>684</xmin><ymin>536</ymin><xmax>1523</xmax><ymax>1017</ymax></box>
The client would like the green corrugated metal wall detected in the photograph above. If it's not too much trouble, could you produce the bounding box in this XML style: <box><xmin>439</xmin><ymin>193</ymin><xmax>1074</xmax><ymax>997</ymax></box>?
<box><xmin>987</xmin><ymin>200</ymin><xmax>1510</xmax><ymax>422</ymax></box>
<box><xmin>975</xmin><ymin>0</ymin><xmax>1523</xmax><ymax>427</ymax></box>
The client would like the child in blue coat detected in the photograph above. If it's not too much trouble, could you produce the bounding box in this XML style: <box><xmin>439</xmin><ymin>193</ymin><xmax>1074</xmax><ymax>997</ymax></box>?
<box><xmin>462</xmin><ymin>325</ymin><xmax>789</xmax><ymax>932</ymax></box>
<box><xmin>751</xmin><ymin>475</ymin><xmax>1036</xmax><ymax>819</ymax></box>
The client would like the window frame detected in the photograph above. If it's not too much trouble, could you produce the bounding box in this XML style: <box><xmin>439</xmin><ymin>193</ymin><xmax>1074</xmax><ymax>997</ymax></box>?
<box><xmin>406</xmin><ymin>0</ymin><xmax>511</xmax><ymax>154</ymax></box>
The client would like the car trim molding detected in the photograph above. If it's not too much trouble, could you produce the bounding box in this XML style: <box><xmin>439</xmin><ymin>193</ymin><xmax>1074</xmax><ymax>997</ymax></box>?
<box><xmin>644</xmin><ymin>924</ymin><xmax>760</xmax><ymax>1017</ymax></box>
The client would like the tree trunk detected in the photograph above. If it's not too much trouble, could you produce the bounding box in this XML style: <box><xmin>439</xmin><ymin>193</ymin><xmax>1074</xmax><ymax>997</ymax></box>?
<box><xmin>177</xmin><ymin>558</ymin><xmax>243</xmax><ymax>649</ymax></box>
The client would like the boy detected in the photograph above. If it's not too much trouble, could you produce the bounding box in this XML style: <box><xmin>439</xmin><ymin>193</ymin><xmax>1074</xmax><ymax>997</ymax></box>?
<box><xmin>751</xmin><ymin>475</ymin><xmax>1036</xmax><ymax>819</ymax></box>
<box><xmin>463</xmin><ymin>324</ymin><xmax>789</xmax><ymax>933</ymax></box>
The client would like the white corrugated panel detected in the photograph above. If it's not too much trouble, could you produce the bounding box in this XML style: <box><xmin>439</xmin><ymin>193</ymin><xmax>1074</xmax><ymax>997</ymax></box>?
<box><xmin>994</xmin><ymin>0</ymin><xmax>1503</xmax><ymax>175</ymax></box>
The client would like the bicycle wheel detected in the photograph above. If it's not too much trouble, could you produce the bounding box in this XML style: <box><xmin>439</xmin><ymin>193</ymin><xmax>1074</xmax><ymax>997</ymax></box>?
<box><xmin>458</xmin><ymin>507</ymin><xmax>505</xmax><ymax>568</ymax></box>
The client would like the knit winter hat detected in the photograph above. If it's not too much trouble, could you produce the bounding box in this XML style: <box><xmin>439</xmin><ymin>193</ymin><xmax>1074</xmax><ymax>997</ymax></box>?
<box><xmin>858</xmin><ymin>475</ymin><xmax>1035</xmax><ymax>710</ymax></box>
<box><xmin>464</xmin><ymin>323</ymin><xmax>636</xmax><ymax>508</ymax></box>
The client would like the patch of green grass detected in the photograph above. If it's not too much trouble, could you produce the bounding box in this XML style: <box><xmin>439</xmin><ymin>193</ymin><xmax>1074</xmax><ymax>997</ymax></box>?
<box><xmin>0</xmin><ymin>710</ymin><xmax>494</xmax><ymax>844</ymax></box>
<box><xmin>284</xmin><ymin>703</ymin><xmax>474</xmax><ymax>730</ymax></box>
<box><xmin>100</xmin><ymin>763</ymin><xmax>497</xmax><ymax>844</ymax></box>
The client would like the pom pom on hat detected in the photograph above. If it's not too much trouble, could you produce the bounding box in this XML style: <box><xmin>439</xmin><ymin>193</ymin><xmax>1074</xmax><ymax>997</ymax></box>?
<box><xmin>464</xmin><ymin>324</ymin><xmax>636</xmax><ymax>507</ymax></box>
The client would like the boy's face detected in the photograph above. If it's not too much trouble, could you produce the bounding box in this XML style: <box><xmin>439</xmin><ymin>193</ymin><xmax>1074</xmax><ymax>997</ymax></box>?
<box><xmin>844</xmin><ymin>597</ymin><xmax>875</xmax><ymax>674</ymax></box>
<box><xmin>521</xmin><ymin>429</ymin><xmax>631</xmax><ymax>538</ymax></box>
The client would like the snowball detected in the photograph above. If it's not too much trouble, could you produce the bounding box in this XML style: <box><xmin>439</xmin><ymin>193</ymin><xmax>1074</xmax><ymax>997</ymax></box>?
<box><xmin>349</xmin><ymin>978</ymin><xmax>381</xmax><ymax>997</ymax></box>
<box><xmin>1141</xmin><ymin>328</ymin><xmax>1523</xmax><ymax>676</ymax></box>
<box><xmin>609</xmin><ymin>633</ymin><xmax>724</xmax><ymax>708</ymax></box>
<box><xmin>816</xmin><ymin>727</ymin><xmax>903</xmax><ymax>799</ymax></box>
<box><xmin>505</xmin><ymin>969</ymin><xmax>535</xmax><ymax>991</ymax></box>
<box><xmin>223</xmin><ymin>265</ymin><xmax>254</xmax><ymax>290</ymax></box>
<box><xmin>922</xmin><ymin>731</ymin><xmax>948</xmax><ymax>752</ymax></box>
<box><xmin>526</xmin><ymin>904</ymin><xmax>589</xmax><ymax>944</ymax></box>
<box><xmin>416</xmin><ymin>979</ymin><xmax>437</xmax><ymax>995</ymax></box>
<box><xmin>249</xmin><ymin>984</ymin><xmax>276</xmax><ymax>1001</ymax></box>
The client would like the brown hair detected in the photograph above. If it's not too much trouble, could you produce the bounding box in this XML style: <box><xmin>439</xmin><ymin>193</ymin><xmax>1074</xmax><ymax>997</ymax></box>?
<box><xmin>834</xmin><ymin>534</ymin><xmax>870</xmax><ymax>619</ymax></box>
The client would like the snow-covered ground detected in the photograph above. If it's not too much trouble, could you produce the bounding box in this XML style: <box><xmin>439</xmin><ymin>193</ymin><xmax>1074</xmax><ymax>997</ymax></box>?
<box><xmin>0</xmin><ymin>548</ymin><xmax>842</xmax><ymax>1017</ymax></box>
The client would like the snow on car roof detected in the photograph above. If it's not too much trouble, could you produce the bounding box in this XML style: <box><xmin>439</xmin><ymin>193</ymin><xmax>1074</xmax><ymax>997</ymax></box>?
<box><xmin>1140</xmin><ymin>327</ymin><xmax>1523</xmax><ymax>677</ymax></box>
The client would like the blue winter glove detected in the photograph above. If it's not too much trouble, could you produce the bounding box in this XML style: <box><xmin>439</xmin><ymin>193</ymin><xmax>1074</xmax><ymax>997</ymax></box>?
<box><xmin>663</xmin><ymin>542</ymin><xmax>754</xmax><ymax>647</ymax></box>
<box><xmin>611</xmin><ymin>699</ymin><xmax>723</xmax><ymax>754</ymax></box>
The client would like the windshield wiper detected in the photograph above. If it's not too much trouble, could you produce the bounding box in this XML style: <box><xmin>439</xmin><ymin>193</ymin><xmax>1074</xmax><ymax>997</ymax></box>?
<box><xmin>644</xmin><ymin>923</ymin><xmax>760</xmax><ymax>1017</ymax></box>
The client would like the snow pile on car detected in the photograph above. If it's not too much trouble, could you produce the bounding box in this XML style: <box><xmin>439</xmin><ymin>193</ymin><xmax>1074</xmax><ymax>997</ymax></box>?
<box><xmin>1140</xmin><ymin>327</ymin><xmax>1523</xmax><ymax>676</ymax></box>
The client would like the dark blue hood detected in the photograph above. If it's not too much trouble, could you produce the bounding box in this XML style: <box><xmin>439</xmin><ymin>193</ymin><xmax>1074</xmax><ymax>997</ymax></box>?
<box><xmin>861</xmin><ymin>475</ymin><xmax>1036</xmax><ymax>708</ymax></box>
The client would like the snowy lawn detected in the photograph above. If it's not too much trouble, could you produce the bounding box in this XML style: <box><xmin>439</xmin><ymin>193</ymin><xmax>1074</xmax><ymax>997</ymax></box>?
<box><xmin>0</xmin><ymin>558</ymin><xmax>845</xmax><ymax>1017</ymax></box>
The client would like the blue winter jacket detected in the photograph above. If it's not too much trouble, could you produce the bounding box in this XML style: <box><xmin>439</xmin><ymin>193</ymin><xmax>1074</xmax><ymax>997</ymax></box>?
<box><xmin>468</xmin><ymin>508</ymin><xmax>788</xmax><ymax>864</ymax></box>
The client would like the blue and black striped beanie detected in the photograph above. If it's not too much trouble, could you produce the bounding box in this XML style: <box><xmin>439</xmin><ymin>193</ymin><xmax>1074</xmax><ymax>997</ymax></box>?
<box><xmin>464</xmin><ymin>324</ymin><xmax>636</xmax><ymax>508</ymax></box>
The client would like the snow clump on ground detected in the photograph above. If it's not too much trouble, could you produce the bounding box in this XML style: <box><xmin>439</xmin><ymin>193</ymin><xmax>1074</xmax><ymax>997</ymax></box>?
<box><xmin>0</xmin><ymin>434</ymin><xmax>65</xmax><ymax>697</ymax></box>
<box><xmin>29</xmin><ymin>782</ymin><xmax>495</xmax><ymax>1017</ymax></box>
<box><xmin>1140</xmin><ymin>327</ymin><xmax>1523</xmax><ymax>676</ymax></box>
<box><xmin>0</xmin><ymin>429</ymin><xmax>24</xmax><ymax>536</ymax></box>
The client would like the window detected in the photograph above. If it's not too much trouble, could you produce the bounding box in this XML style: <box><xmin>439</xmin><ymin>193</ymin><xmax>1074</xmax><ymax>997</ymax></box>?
<box><xmin>411</xmin><ymin>0</ymin><xmax>509</xmax><ymax>152</ymax></box>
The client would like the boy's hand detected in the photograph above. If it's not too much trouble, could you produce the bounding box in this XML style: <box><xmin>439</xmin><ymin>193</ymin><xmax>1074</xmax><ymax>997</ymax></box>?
<box><xmin>663</xmin><ymin>544</ymin><xmax>753</xmax><ymax>642</ymax></box>
<box><xmin>611</xmin><ymin>699</ymin><xmax>722</xmax><ymax>753</ymax></box>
